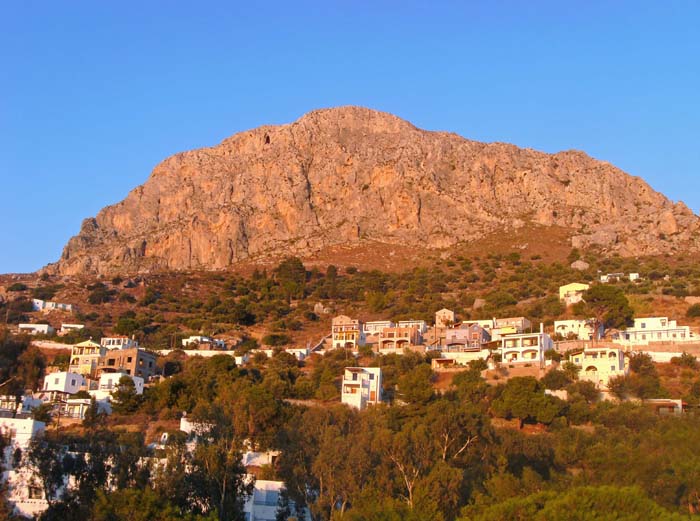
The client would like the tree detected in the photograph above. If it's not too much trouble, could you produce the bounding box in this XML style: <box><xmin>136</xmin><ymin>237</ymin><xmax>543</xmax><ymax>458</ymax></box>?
<box><xmin>459</xmin><ymin>485</ymin><xmax>685</xmax><ymax>521</ymax></box>
<box><xmin>111</xmin><ymin>376</ymin><xmax>142</xmax><ymax>414</ymax></box>
<box><xmin>541</xmin><ymin>369</ymin><xmax>571</xmax><ymax>390</ymax></box>
<box><xmin>576</xmin><ymin>285</ymin><xmax>633</xmax><ymax>336</ymax></box>
<box><xmin>31</xmin><ymin>403</ymin><xmax>54</xmax><ymax>424</ymax></box>
<box><xmin>91</xmin><ymin>488</ymin><xmax>216</xmax><ymax>521</ymax></box>
<box><xmin>687</xmin><ymin>304</ymin><xmax>700</xmax><ymax>318</ymax></box>
<box><xmin>425</xmin><ymin>399</ymin><xmax>483</xmax><ymax>462</ymax></box>
<box><xmin>185</xmin><ymin>410</ymin><xmax>253</xmax><ymax>521</ymax></box>
<box><xmin>397</xmin><ymin>365</ymin><xmax>434</xmax><ymax>404</ymax></box>
<box><xmin>82</xmin><ymin>397</ymin><xmax>107</xmax><ymax>430</ymax></box>
<box><xmin>274</xmin><ymin>257</ymin><xmax>307</xmax><ymax>301</ymax></box>
<box><xmin>491</xmin><ymin>377</ymin><xmax>565</xmax><ymax>428</ymax></box>
<box><xmin>561</xmin><ymin>361</ymin><xmax>580</xmax><ymax>381</ymax></box>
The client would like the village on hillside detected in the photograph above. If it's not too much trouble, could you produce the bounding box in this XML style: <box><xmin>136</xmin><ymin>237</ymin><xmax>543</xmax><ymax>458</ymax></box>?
<box><xmin>2</xmin><ymin>253</ymin><xmax>700</xmax><ymax>520</ymax></box>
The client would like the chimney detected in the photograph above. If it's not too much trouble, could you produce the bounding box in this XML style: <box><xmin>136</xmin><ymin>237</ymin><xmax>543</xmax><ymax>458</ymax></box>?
<box><xmin>540</xmin><ymin>323</ymin><xmax>544</xmax><ymax>334</ymax></box>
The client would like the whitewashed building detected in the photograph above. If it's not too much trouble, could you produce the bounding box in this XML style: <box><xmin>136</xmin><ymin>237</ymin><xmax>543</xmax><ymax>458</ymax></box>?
<box><xmin>363</xmin><ymin>320</ymin><xmax>394</xmax><ymax>334</ymax></box>
<box><xmin>100</xmin><ymin>336</ymin><xmax>139</xmax><ymax>350</ymax></box>
<box><xmin>59</xmin><ymin>323</ymin><xmax>84</xmax><ymax>335</ymax></box>
<box><xmin>0</xmin><ymin>418</ymin><xmax>45</xmax><ymax>450</ymax></box>
<box><xmin>553</xmin><ymin>319</ymin><xmax>601</xmax><ymax>340</ymax></box>
<box><xmin>341</xmin><ymin>367</ymin><xmax>382</xmax><ymax>410</ymax></box>
<box><xmin>397</xmin><ymin>319</ymin><xmax>427</xmax><ymax>333</ymax></box>
<box><xmin>31</xmin><ymin>299</ymin><xmax>73</xmax><ymax>313</ymax></box>
<box><xmin>500</xmin><ymin>325</ymin><xmax>553</xmax><ymax>367</ymax></box>
<box><xmin>243</xmin><ymin>479</ymin><xmax>311</xmax><ymax>521</ymax></box>
<box><xmin>18</xmin><ymin>324</ymin><xmax>55</xmax><ymax>336</ymax></box>
<box><xmin>182</xmin><ymin>335</ymin><xmax>226</xmax><ymax>349</ymax></box>
<box><xmin>611</xmin><ymin>317</ymin><xmax>694</xmax><ymax>346</ymax></box>
<box><xmin>41</xmin><ymin>371</ymin><xmax>84</xmax><ymax>396</ymax></box>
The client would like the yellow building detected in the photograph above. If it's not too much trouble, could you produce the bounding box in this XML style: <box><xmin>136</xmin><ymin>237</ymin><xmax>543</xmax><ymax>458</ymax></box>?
<box><xmin>69</xmin><ymin>339</ymin><xmax>106</xmax><ymax>377</ymax></box>
<box><xmin>332</xmin><ymin>315</ymin><xmax>366</xmax><ymax>350</ymax></box>
<box><xmin>571</xmin><ymin>347</ymin><xmax>628</xmax><ymax>390</ymax></box>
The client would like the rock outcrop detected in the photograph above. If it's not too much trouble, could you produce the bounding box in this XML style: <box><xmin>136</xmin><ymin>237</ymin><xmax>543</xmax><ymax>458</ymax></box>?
<box><xmin>47</xmin><ymin>106</ymin><xmax>700</xmax><ymax>275</ymax></box>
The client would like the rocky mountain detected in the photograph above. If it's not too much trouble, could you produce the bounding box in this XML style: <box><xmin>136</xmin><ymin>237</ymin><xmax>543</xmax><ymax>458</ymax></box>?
<box><xmin>47</xmin><ymin>106</ymin><xmax>700</xmax><ymax>275</ymax></box>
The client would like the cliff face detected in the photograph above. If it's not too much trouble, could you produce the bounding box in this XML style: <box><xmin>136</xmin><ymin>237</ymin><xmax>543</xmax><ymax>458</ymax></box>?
<box><xmin>48</xmin><ymin>106</ymin><xmax>700</xmax><ymax>275</ymax></box>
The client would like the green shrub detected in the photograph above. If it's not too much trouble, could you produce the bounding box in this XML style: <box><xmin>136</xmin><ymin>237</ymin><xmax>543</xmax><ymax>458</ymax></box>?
<box><xmin>687</xmin><ymin>303</ymin><xmax>700</xmax><ymax>318</ymax></box>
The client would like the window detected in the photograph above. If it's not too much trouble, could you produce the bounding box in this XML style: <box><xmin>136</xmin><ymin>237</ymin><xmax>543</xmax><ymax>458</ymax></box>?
<box><xmin>70</xmin><ymin>379</ymin><xmax>76</xmax><ymax>386</ymax></box>
<box><xmin>54</xmin><ymin>378</ymin><xmax>59</xmax><ymax>385</ymax></box>
<box><xmin>369</xmin><ymin>373</ymin><xmax>374</xmax><ymax>380</ymax></box>
<box><xmin>127</xmin><ymin>357</ymin><xmax>132</xmax><ymax>363</ymax></box>
<box><xmin>148</xmin><ymin>361</ymin><xmax>153</xmax><ymax>368</ymax></box>
<box><xmin>641</xmin><ymin>323</ymin><xmax>646</xmax><ymax>328</ymax></box>
<box><xmin>28</xmin><ymin>486</ymin><xmax>43</xmax><ymax>499</ymax></box>
<box><xmin>611</xmin><ymin>366</ymin><xmax>615</xmax><ymax>371</ymax></box>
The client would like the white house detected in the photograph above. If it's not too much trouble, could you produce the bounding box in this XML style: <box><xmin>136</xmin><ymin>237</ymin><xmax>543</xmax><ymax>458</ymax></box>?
<box><xmin>397</xmin><ymin>319</ymin><xmax>427</xmax><ymax>333</ymax></box>
<box><xmin>629</xmin><ymin>273</ymin><xmax>640</xmax><ymax>282</ymax></box>
<box><xmin>18</xmin><ymin>324</ymin><xmax>55</xmax><ymax>336</ymax></box>
<box><xmin>600</xmin><ymin>272</ymin><xmax>625</xmax><ymax>283</ymax></box>
<box><xmin>461</xmin><ymin>319</ymin><xmax>496</xmax><ymax>330</ymax></box>
<box><xmin>363</xmin><ymin>320</ymin><xmax>394</xmax><ymax>334</ymax></box>
<box><xmin>182</xmin><ymin>335</ymin><xmax>226</xmax><ymax>349</ymax></box>
<box><xmin>570</xmin><ymin>347</ymin><xmax>628</xmax><ymax>390</ymax></box>
<box><xmin>100</xmin><ymin>336</ymin><xmax>139</xmax><ymax>350</ymax></box>
<box><xmin>31</xmin><ymin>299</ymin><xmax>73</xmax><ymax>313</ymax></box>
<box><xmin>2</xmin><ymin>419</ymin><xmax>49</xmax><ymax>518</ymax></box>
<box><xmin>93</xmin><ymin>372</ymin><xmax>144</xmax><ymax>396</ymax></box>
<box><xmin>500</xmin><ymin>325</ymin><xmax>553</xmax><ymax>367</ymax></box>
<box><xmin>179</xmin><ymin>413</ymin><xmax>213</xmax><ymax>438</ymax></box>
<box><xmin>553</xmin><ymin>319</ymin><xmax>601</xmax><ymax>341</ymax></box>
<box><xmin>255</xmin><ymin>348</ymin><xmax>309</xmax><ymax>362</ymax></box>
<box><xmin>59</xmin><ymin>323</ymin><xmax>84</xmax><ymax>335</ymax></box>
<box><xmin>490</xmin><ymin>317</ymin><xmax>533</xmax><ymax>341</ymax></box>
<box><xmin>0</xmin><ymin>418</ymin><xmax>45</xmax><ymax>450</ymax></box>
<box><xmin>341</xmin><ymin>367</ymin><xmax>382</xmax><ymax>410</ymax></box>
<box><xmin>243</xmin><ymin>479</ymin><xmax>311</xmax><ymax>521</ymax></box>
<box><xmin>611</xmin><ymin>317</ymin><xmax>694</xmax><ymax>346</ymax></box>
<box><xmin>61</xmin><ymin>398</ymin><xmax>111</xmax><ymax>419</ymax></box>
<box><xmin>41</xmin><ymin>371</ymin><xmax>84</xmax><ymax>396</ymax></box>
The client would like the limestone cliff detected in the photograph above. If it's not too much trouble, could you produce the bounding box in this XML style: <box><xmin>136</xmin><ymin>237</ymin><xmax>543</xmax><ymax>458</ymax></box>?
<box><xmin>48</xmin><ymin>106</ymin><xmax>700</xmax><ymax>275</ymax></box>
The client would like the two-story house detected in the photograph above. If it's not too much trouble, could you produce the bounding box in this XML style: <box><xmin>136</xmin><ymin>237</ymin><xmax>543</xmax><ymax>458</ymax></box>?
<box><xmin>376</xmin><ymin>326</ymin><xmax>422</xmax><ymax>352</ymax></box>
<box><xmin>553</xmin><ymin>319</ymin><xmax>602</xmax><ymax>341</ymax></box>
<box><xmin>101</xmin><ymin>336</ymin><xmax>140</xmax><ymax>350</ymax></box>
<box><xmin>570</xmin><ymin>347</ymin><xmax>628</xmax><ymax>390</ymax></box>
<box><xmin>500</xmin><ymin>325</ymin><xmax>553</xmax><ymax>367</ymax></box>
<box><xmin>611</xmin><ymin>317</ymin><xmax>694</xmax><ymax>346</ymax></box>
<box><xmin>444</xmin><ymin>324</ymin><xmax>491</xmax><ymax>351</ymax></box>
<box><xmin>341</xmin><ymin>367</ymin><xmax>382</xmax><ymax>410</ymax></box>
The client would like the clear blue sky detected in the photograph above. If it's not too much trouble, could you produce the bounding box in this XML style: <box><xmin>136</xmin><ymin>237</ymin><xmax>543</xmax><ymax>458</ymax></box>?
<box><xmin>1</xmin><ymin>1</ymin><xmax>698</xmax><ymax>274</ymax></box>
